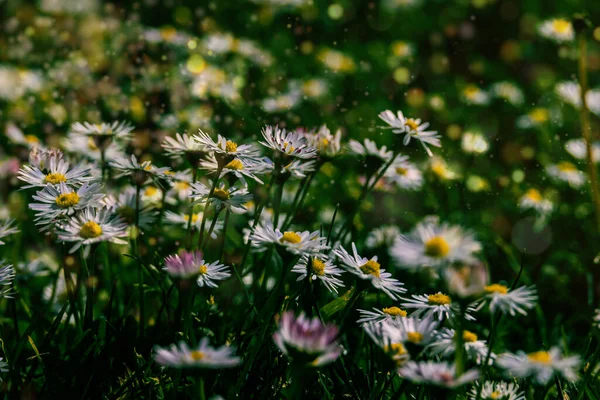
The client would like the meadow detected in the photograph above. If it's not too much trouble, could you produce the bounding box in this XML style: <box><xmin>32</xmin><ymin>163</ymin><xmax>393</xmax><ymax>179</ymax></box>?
<box><xmin>1</xmin><ymin>0</ymin><xmax>600</xmax><ymax>399</ymax></box>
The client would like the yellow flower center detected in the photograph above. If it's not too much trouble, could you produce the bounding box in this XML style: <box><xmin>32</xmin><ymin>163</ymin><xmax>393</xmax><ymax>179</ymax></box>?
<box><xmin>144</xmin><ymin>186</ymin><xmax>159</xmax><ymax>197</ymax></box>
<box><xmin>280</xmin><ymin>231</ymin><xmax>302</xmax><ymax>244</ymax></box>
<box><xmin>529</xmin><ymin>108</ymin><xmax>548</xmax><ymax>123</ymax></box>
<box><xmin>525</xmin><ymin>188</ymin><xmax>542</xmax><ymax>202</ymax></box>
<box><xmin>190</xmin><ymin>351</ymin><xmax>205</xmax><ymax>361</ymax></box>
<box><xmin>212</xmin><ymin>188</ymin><xmax>231</xmax><ymax>201</ymax></box>
<box><xmin>424</xmin><ymin>236</ymin><xmax>451</xmax><ymax>258</ymax></box>
<box><xmin>382</xmin><ymin>307</ymin><xmax>407</xmax><ymax>317</ymax></box>
<box><xmin>485</xmin><ymin>284</ymin><xmax>508</xmax><ymax>295</ymax></box>
<box><xmin>490</xmin><ymin>391</ymin><xmax>501</xmax><ymax>399</ymax></box>
<box><xmin>199</xmin><ymin>265</ymin><xmax>208</xmax><ymax>275</ymax></box>
<box><xmin>79</xmin><ymin>221</ymin><xmax>103</xmax><ymax>239</ymax></box>
<box><xmin>25</xmin><ymin>134</ymin><xmax>40</xmax><ymax>143</ymax></box>
<box><xmin>395</xmin><ymin>167</ymin><xmax>408</xmax><ymax>176</ymax></box>
<box><xmin>225</xmin><ymin>140</ymin><xmax>238</xmax><ymax>153</ymax></box>
<box><xmin>384</xmin><ymin>342</ymin><xmax>407</xmax><ymax>357</ymax></box>
<box><xmin>404</xmin><ymin>119</ymin><xmax>419</xmax><ymax>132</ymax></box>
<box><xmin>225</xmin><ymin>159</ymin><xmax>244</xmax><ymax>170</ymax></box>
<box><xmin>175</xmin><ymin>181</ymin><xmax>190</xmax><ymax>190</ymax></box>
<box><xmin>359</xmin><ymin>260</ymin><xmax>381</xmax><ymax>278</ymax></box>
<box><xmin>462</xmin><ymin>330</ymin><xmax>478</xmax><ymax>343</ymax></box>
<box><xmin>527</xmin><ymin>351</ymin><xmax>552</xmax><ymax>364</ymax></box>
<box><xmin>552</xmin><ymin>19</ymin><xmax>571</xmax><ymax>34</ymax></box>
<box><xmin>44</xmin><ymin>172</ymin><xmax>67</xmax><ymax>185</ymax></box>
<box><xmin>87</xmin><ymin>138</ymin><xmax>98</xmax><ymax>150</ymax></box>
<box><xmin>311</xmin><ymin>258</ymin><xmax>326</xmax><ymax>276</ymax></box>
<box><xmin>55</xmin><ymin>192</ymin><xmax>80</xmax><ymax>208</ymax></box>
<box><xmin>464</xmin><ymin>85</ymin><xmax>479</xmax><ymax>97</ymax></box>
<box><xmin>319</xmin><ymin>138</ymin><xmax>330</xmax><ymax>149</ymax></box>
<box><xmin>143</xmin><ymin>164</ymin><xmax>153</xmax><ymax>171</ymax></box>
<box><xmin>183</xmin><ymin>214</ymin><xmax>200</xmax><ymax>223</ymax></box>
<box><xmin>428</xmin><ymin>293</ymin><xmax>451</xmax><ymax>305</ymax></box>
<box><xmin>557</xmin><ymin>161</ymin><xmax>577</xmax><ymax>172</ymax></box>
<box><xmin>407</xmin><ymin>331</ymin><xmax>424</xmax><ymax>344</ymax></box>
<box><xmin>283</xmin><ymin>141</ymin><xmax>296</xmax><ymax>153</ymax></box>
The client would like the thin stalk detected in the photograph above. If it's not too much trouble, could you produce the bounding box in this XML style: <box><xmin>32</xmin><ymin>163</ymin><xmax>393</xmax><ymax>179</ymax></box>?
<box><xmin>272</xmin><ymin>181</ymin><xmax>285</xmax><ymax>228</ymax></box>
<box><xmin>475</xmin><ymin>313</ymin><xmax>501</xmax><ymax>400</ymax></box>
<box><xmin>218</xmin><ymin>208</ymin><xmax>230</xmax><ymax>261</ymax></box>
<box><xmin>197</xmin><ymin>165</ymin><xmax>224</xmax><ymax>249</ymax></box>
<box><xmin>577</xmin><ymin>32</ymin><xmax>600</xmax><ymax>232</ymax></box>
<box><xmin>185</xmin><ymin>167</ymin><xmax>198</xmax><ymax>248</ymax></box>
<box><xmin>134</xmin><ymin>184</ymin><xmax>144</xmax><ymax>338</ymax></box>
<box><xmin>454</xmin><ymin>303</ymin><xmax>466</xmax><ymax>376</ymax></box>
<box><xmin>201</xmin><ymin>207</ymin><xmax>222</xmax><ymax>252</ymax></box>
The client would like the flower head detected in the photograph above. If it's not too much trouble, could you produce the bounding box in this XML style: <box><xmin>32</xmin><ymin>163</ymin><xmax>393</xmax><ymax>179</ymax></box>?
<box><xmin>497</xmin><ymin>347</ymin><xmax>580</xmax><ymax>384</ymax></box>
<box><xmin>378</xmin><ymin>110</ymin><xmax>441</xmax><ymax>156</ymax></box>
<box><xmin>398</xmin><ymin>361</ymin><xmax>479</xmax><ymax>388</ymax></box>
<box><xmin>154</xmin><ymin>338</ymin><xmax>240</xmax><ymax>368</ymax></box>
<box><xmin>260</xmin><ymin>125</ymin><xmax>317</xmax><ymax>160</ymax></box>
<box><xmin>56</xmin><ymin>208</ymin><xmax>127</xmax><ymax>254</ymax></box>
<box><xmin>291</xmin><ymin>254</ymin><xmax>345</xmax><ymax>293</ymax></box>
<box><xmin>250</xmin><ymin>223</ymin><xmax>328</xmax><ymax>256</ymax></box>
<box><xmin>164</xmin><ymin>251</ymin><xmax>231</xmax><ymax>288</ymax></box>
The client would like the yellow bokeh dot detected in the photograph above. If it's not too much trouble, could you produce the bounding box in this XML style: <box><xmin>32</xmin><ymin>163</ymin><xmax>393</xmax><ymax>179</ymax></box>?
<box><xmin>328</xmin><ymin>4</ymin><xmax>344</xmax><ymax>20</ymax></box>
<box><xmin>187</xmin><ymin>55</ymin><xmax>206</xmax><ymax>74</ymax></box>
<box><xmin>393</xmin><ymin>67</ymin><xmax>411</xmax><ymax>84</ymax></box>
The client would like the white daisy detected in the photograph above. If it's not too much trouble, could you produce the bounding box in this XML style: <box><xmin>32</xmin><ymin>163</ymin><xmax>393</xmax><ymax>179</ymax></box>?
<box><xmin>164</xmin><ymin>251</ymin><xmax>231</xmax><ymax>288</ymax></box>
<box><xmin>564</xmin><ymin>138</ymin><xmax>600</xmax><ymax>163</ymax></box>
<box><xmin>109</xmin><ymin>155</ymin><xmax>171</xmax><ymax>183</ymax></box>
<box><xmin>366</xmin><ymin>226</ymin><xmax>401</xmax><ymax>249</ymax></box>
<box><xmin>518</xmin><ymin>189</ymin><xmax>554</xmax><ymax>215</ymax></box>
<box><xmin>18</xmin><ymin>157</ymin><xmax>94</xmax><ymax>189</ymax></box>
<box><xmin>398</xmin><ymin>361</ymin><xmax>479</xmax><ymax>388</ymax></box>
<box><xmin>260</xmin><ymin>125</ymin><xmax>318</xmax><ymax>160</ymax></box>
<box><xmin>357</xmin><ymin>306</ymin><xmax>407</xmax><ymax>326</ymax></box>
<box><xmin>194</xmin><ymin>130</ymin><xmax>260</xmax><ymax>163</ymax></box>
<box><xmin>290</xmin><ymin>254</ymin><xmax>345</xmax><ymax>294</ymax></box>
<box><xmin>427</xmin><ymin>328</ymin><xmax>492</xmax><ymax>365</ymax></box>
<box><xmin>161</xmin><ymin>132</ymin><xmax>208</xmax><ymax>162</ymax></box>
<box><xmin>70</xmin><ymin>121</ymin><xmax>134</xmax><ymax>148</ymax></box>
<box><xmin>30</xmin><ymin>182</ymin><xmax>104</xmax><ymax>224</ymax></box>
<box><xmin>273</xmin><ymin>311</ymin><xmax>342</xmax><ymax>367</ymax></box>
<box><xmin>249</xmin><ymin>223</ymin><xmax>328</xmax><ymax>255</ymax></box>
<box><xmin>363</xmin><ymin>323</ymin><xmax>411</xmax><ymax>366</ymax></box>
<box><xmin>62</xmin><ymin>134</ymin><xmax>126</xmax><ymax>163</ymax></box>
<box><xmin>348</xmin><ymin>138</ymin><xmax>392</xmax><ymax>163</ymax></box>
<box><xmin>516</xmin><ymin>108</ymin><xmax>549</xmax><ymax>129</ymax></box>
<box><xmin>333</xmin><ymin>243</ymin><xmax>406</xmax><ymax>300</ymax></box>
<box><xmin>497</xmin><ymin>348</ymin><xmax>580</xmax><ymax>384</ymax></box>
<box><xmin>462</xmin><ymin>84</ymin><xmax>491</xmax><ymax>106</ymax></box>
<box><xmin>0</xmin><ymin>263</ymin><xmax>15</xmax><ymax>299</ymax></box>
<box><xmin>165</xmin><ymin>170</ymin><xmax>195</xmax><ymax>203</ymax></box>
<box><xmin>190</xmin><ymin>182</ymin><xmax>253</xmax><ymax>213</ymax></box>
<box><xmin>555</xmin><ymin>81</ymin><xmax>582</xmax><ymax>108</ymax></box>
<box><xmin>546</xmin><ymin>161</ymin><xmax>587</xmax><ymax>188</ymax></box>
<box><xmin>101</xmin><ymin>187</ymin><xmax>157</xmax><ymax>229</ymax></box>
<box><xmin>400</xmin><ymin>292</ymin><xmax>476</xmax><ymax>321</ymax></box>
<box><xmin>391</xmin><ymin>217</ymin><xmax>482</xmax><ymax>270</ymax></box>
<box><xmin>5</xmin><ymin>123</ymin><xmax>45</xmax><ymax>149</ymax></box>
<box><xmin>28</xmin><ymin>148</ymin><xmax>64</xmax><ymax>171</ymax></box>
<box><xmin>378</xmin><ymin>109</ymin><xmax>441</xmax><ymax>156</ymax></box>
<box><xmin>469</xmin><ymin>381</ymin><xmax>525</xmax><ymax>400</ymax></box>
<box><xmin>0</xmin><ymin>219</ymin><xmax>19</xmax><ymax>245</ymax></box>
<box><xmin>199</xmin><ymin>154</ymin><xmax>265</xmax><ymax>184</ymax></box>
<box><xmin>490</xmin><ymin>81</ymin><xmax>525</xmax><ymax>106</ymax></box>
<box><xmin>154</xmin><ymin>338</ymin><xmax>241</xmax><ymax>368</ymax></box>
<box><xmin>538</xmin><ymin>18</ymin><xmax>574</xmax><ymax>43</ymax></box>
<box><xmin>481</xmin><ymin>284</ymin><xmax>537</xmax><ymax>316</ymax></box>
<box><xmin>56</xmin><ymin>208</ymin><xmax>127</xmax><ymax>254</ymax></box>
<box><xmin>384</xmin><ymin>156</ymin><xmax>423</xmax><ymax>190</ymax></box>
<box><xmin>304</xmin><ymin>125</ymin><xmax>343</xmax><ymax>158</ymax></box>
<box><xmin>461</xmin><ymin>132</ymin><xmax>490</xmax><ymax>155</ymax></box>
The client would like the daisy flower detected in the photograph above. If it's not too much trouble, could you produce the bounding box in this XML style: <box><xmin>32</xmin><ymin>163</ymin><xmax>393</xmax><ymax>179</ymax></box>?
<box><xmin>461</xmin><ymin>132</ymin><xmax>490</xmax><ymax>155</ymax></box>
<box><xmin>161</xmin><ymin>132</ymin><xmax>208</xmax><ymax>163</ymax></box>
<box><xmin>0</xmin><ymin>219</ymin><xmax>19</xmax><ymax>245</ymax></box>
<box><xmin>190</xmin><ymin>182</ymin><xmax>253</xmax><ymax>213</ymax></box>
<box><xmin>273</xmin><ymin>311</ymin><xmax>341</xmax><ymax>367</ymax></box>
<box><xmin>154</xmin><ymin>338</ymin><xmax>241</xmax><ymax>368</ymax></box>
<box><xmin>194</xmin><ymin>130</ymin><xmax>260</xmax><ymax>163</ymax></box>
<box><xmin>101</xmin><ymin>187</ymin><xmax>157</xmax><ymax>229</ymax></box>
<box><xmin>391</xmin><ymin>217</ymin><xmax>482</xmax><ymax>270</ymax></box>
<box><xmin>165</xmin><ymin>170</ymin><xmax>195</xmax><ymax>203</ymax></box>
<box><xmin>461</xmin><ymin>84</ymin><xmax>490</xmax><ymax>106</ymax></box>
<box><xmin>5</xmin><ymin>123</ymin><xmax>45</xmax><ymax>149</ymax></box>
<box><xmin>18</xmin><ymin>157</ymin><xmax>94</xmax><ymax>189</ymax></box>
<box><xmin>141</xmin><ymin>185</ymin><xmax>163</xmax><ymax>205</ymax></box>
<box><xmin>30</xmin><ymin>182</ymin><xmax>104</xmax><ymax>224</ymax></box>
<box><xmin>199</xmin><ymin>154</ymin><xmax>265</xmax><ymax>184</ymax></box>
<box><xmin>0</xmin><ymin>264</ymin><xmax>15</xmax><ymax>299</ymax></box>
<box><xmin>290</xmin><ymin>254</ymin><xmax>345</xmax><ymax>294</ymax></box>
<box><xmin>427</xmin><ymin>328</ymin><xmax>492</xmax><ymax>365</ymax></box>
<box><xmin>398</xmin><ymin>361</ymin><xmax>479</xmax><ymax>388</ymax></box>
<box><xmin>555</xmin><ymin>81</ymin><xmax>582</xmax><ymax>108</ymax></box>
<box><xmin>56</xmin><ymin>208</ymin><xmax>127</xmax><ymax>254</ymax></box>
<box><xmin>429</xmin><ymin>156</ymin><xmax>459</xmax><ymax>181</ymax></box>
<box><xmin>0</xmin><ymin>357</ymin><xmax>7</xmax><ymax>377</ymax></box>
<box><xmin>481</xmin><ymin>284</ymin><xmax>537</xmax><ymax>316</ymax></box>
<box><xmin>490</xmin><ymin>81</ymin><xmax>525</xmax><ymax>106</ymax></box>
<box><xmin>366</xmin><ymin>226</ymin><xmax>401</xmax><ymax>249</ymax></box>
<box><xmin>263</xmin><ymin>158</ymin><xmax>317</xmax><ymax>179</ymax></box>
<box><xmin>70</xmin><ymin>121</ymin><xmax>134</xmax><ymax>148</ymax></box>
<box><xmin>305</xmin><ymin>125</ymin><xmax>343</xmax><ymax>158</ymax></box>
<box><xmin>497</xmin><ymin>348</ymin><xmax>580</xmax><ymax>384</ymax></box>
<box><xmin>347</xmin><ymin>138</ymin><xmax>392</xmax><ymax>163</ymax></box>
<box><xmin>164</xmin><ymin>251</ymin><xmax>231</xmax><ymax>288</ymax></box>
<box><xmin>62</xmin><ymin>134</ymin><xmax>126</xmax><ymax>163</ymax></box>
<box><xmin>333</xmin><ymin>243</ymin><xmax>406</xmax><ymax>299</ymax></box>
<box><xmin>519</xmin><ymin>189</ymin><xmax>554</xmax><ymax>215</ymax></box>
<box><xmin>378</xmin><ymin>110</ymin><xmax>441</xmax><ymax>156</ymax></box>
<box><xmin>28</xmin><ymin>147</ymin><xmax>64</xmax><ymax>171</ymax></box>
<box><xmin>366</xmin><ymin>315</ymin><xmax>438</xmax><ymax>349</ymax></box>
<box><xmin>538</xmin><ymin>18</ymin><xmax>574</xmax><ymax>43</ymax></box>
<box><xmin>249</xmin><ymin>223</ymin><xmax>328</xmax><ymax>255</ymax></box>
<box><xmin>468</xmin><ymin>381</ymin><xmax>525</xmax><ymax>400</ymax></box>
<box><xmin>516</xmin><ymin>108</ymin><xmax>549</xmax><ymax>129</ymax></box>
<box><xmin>384</xmin><ymin>155</ymin><xmax>423</xmax><ymax>190</ymax></box>
<box><xmin>109</xmin><ymin>155</ymin><xmax>171</xmax><ymax>183</ymax></box>
<box><xmin>564</xmin><ymin>138</ymin><xmax>600</xmax><ymax>163</ymax></box>
<box><xmin>401</xmin><ymin>292</ymin><xmax>476</xmax><ymax>321</ymax></box>
<box><xmin>363</xmin><ymin>323</ymin><xmax>411</xmax><ymax>366</ymax></box>
<box><xmin>546</xmin><ymin>162</ymin><xmax>586</xmax><ymax>188</ymax></box>
<box><xmin>357</xmin><ymin>306</ymin><xmax>408</xmax><ymax>326</ymax></box>
<box><xmin>260</xmin><ymin>125</ymin><xmax>318</xmax><ymax>160</ymax></box>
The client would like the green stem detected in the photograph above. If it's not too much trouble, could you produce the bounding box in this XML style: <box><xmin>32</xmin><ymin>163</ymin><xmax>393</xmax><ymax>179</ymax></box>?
<box><xmin>197</xmin><ymin>164</ymin><xmax>224</xmax><ymax>249</ymax></box>
<box><xmin>454</xmin><ymin>303</ymin><xmax>466</xmax><ymax>376</ymax></box>
<box><xmin>218</xmin><ymin>208</ymin><xmax>230</xmax><ymax>261</ymax></box>
<box><xmin>134</xmin><ymin>184</ymin><xmax>144</xmax><ymax>338</ymax></box>
<box><xmin>186</xmin><ymin>167</ymin><xmax>198</xmax><ymax>248</ymax></box>
<box><xmin>201</xmin><ymin>207</ymin><xmax>222</xmax><ymax>252</ymax></box>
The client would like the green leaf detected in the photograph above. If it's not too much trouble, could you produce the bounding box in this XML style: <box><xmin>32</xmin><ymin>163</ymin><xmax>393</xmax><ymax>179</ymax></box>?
<box><xmin>320</xmin><ymin>287</ymin><xmax>355</xmax><ymax>320</ymax></box>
